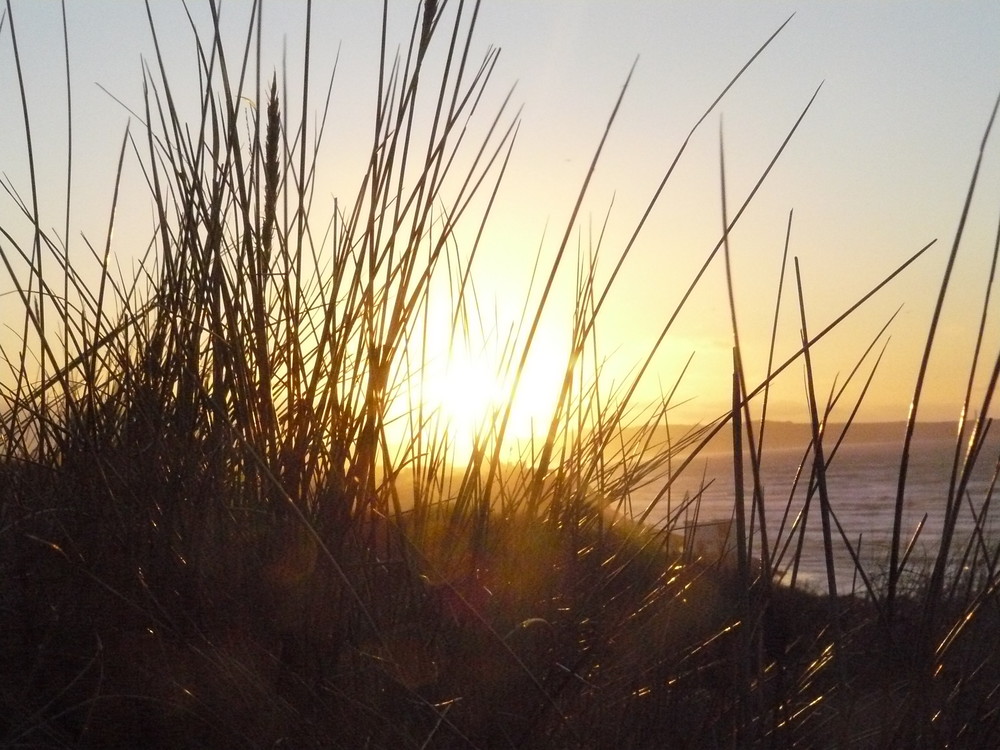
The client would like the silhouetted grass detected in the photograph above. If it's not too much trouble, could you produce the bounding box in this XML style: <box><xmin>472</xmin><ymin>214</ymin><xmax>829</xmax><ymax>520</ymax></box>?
<box><xmin>3</xmin><ymin>2</ymin><xmax>1000</xmax><ymax>748</ymax></box>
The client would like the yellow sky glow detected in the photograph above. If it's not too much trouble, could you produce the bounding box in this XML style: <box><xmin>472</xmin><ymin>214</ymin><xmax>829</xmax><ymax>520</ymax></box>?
<box><xmin>2</xmin><ymin>2</ymin><xmax>1000</xmax><ymax>439</ymax></box>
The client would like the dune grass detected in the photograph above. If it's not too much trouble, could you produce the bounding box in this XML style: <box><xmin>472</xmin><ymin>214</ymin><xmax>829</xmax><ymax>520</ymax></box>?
<box><xmin>3</xmin><ymin>1</ymin><xmax>1000</xmax><ymax>747</ymax></box>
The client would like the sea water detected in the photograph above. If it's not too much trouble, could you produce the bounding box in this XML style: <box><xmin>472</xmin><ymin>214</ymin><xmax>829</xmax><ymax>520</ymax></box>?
<box><xmin>637</xmin><ymin>427</ymin><xmax>1000</xmax><ymax>595</ymax></box>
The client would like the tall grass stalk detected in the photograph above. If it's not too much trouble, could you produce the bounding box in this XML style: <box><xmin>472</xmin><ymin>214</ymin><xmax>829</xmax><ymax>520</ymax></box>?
<box><xmin>888</xmin><ymin>91</ymin><xmax>1000</xmax><ymax>625</ymax></box>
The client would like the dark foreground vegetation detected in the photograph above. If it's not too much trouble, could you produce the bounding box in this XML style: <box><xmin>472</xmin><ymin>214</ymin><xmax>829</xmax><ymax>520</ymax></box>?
<box><xmin>3</xmin><ymin>2</ymin><xmax>1000</xmax><ymax>747</ymax></box>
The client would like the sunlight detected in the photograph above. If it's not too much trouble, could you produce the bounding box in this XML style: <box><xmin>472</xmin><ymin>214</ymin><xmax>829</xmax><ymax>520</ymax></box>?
<box><xmin>423</xmin><ymin>341</ymin><xmax>507</xmax><ymax>450</ymax></box>
<box><xmin>411</xmin><ymin>307</ymin><xmax>569</xmax><ymax>462</ymax></box>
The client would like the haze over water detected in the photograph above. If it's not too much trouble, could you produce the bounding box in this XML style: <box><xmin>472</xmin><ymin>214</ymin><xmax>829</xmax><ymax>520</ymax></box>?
<box><xmin>641</xmin><ymin>423</ymin><xmax>1000</xmax><ymax>594</ymax></box>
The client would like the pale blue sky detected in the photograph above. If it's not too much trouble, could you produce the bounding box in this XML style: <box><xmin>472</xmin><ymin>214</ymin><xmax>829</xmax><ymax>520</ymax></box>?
<box><xmin>2</xmin><ymin>2</ymin><xmax>1000</xmax><ymax>424</ymax></box>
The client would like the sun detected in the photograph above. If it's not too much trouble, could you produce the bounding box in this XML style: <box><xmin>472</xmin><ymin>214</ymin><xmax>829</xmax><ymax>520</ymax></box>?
<box><xmin>412</xmin><ymin>315</ymin><xmax>568</xmax><ymax>462</ymax></box>
<box><xmin>425</xmin><ymin>343</ymin><xmax>506</xmax><ymax>448</ymax></box>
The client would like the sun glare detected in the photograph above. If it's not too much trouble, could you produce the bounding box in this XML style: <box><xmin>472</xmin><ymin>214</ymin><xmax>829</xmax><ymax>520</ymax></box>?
<box><xmin>424</xmin><ymin>343</ymin><xmax>506</xmax><ymax>447</ymax></box>
<box><xmin>410</xmin><ymin>312</ymin><xmax>569</xmax><ymax>462</ymax></box>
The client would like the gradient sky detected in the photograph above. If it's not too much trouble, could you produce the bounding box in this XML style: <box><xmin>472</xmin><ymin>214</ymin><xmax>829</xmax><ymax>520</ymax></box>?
<box><xmin>3</xmin><ymin>2</ymin><xmax>1000</xmax><ymax>429</ymax></box>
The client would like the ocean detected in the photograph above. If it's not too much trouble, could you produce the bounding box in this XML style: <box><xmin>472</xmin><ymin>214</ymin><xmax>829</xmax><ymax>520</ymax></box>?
<box><xmin>637</xmin><ymin>423</ymin><xmax>1000</xmax><ymax>595</ymax></box>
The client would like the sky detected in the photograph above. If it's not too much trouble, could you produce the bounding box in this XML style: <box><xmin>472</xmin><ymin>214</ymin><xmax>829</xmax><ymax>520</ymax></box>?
<box><xmin>3</xmin><ymin>1</ymin><xmax>1000</xmax><ymax>433</ymax></box>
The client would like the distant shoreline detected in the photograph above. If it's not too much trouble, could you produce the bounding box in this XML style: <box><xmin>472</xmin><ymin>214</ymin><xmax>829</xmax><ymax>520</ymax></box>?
<box><xmin>647</xmin><ymin>420</ymin><xmax>995</xmax><ymax>454</ymax></box>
